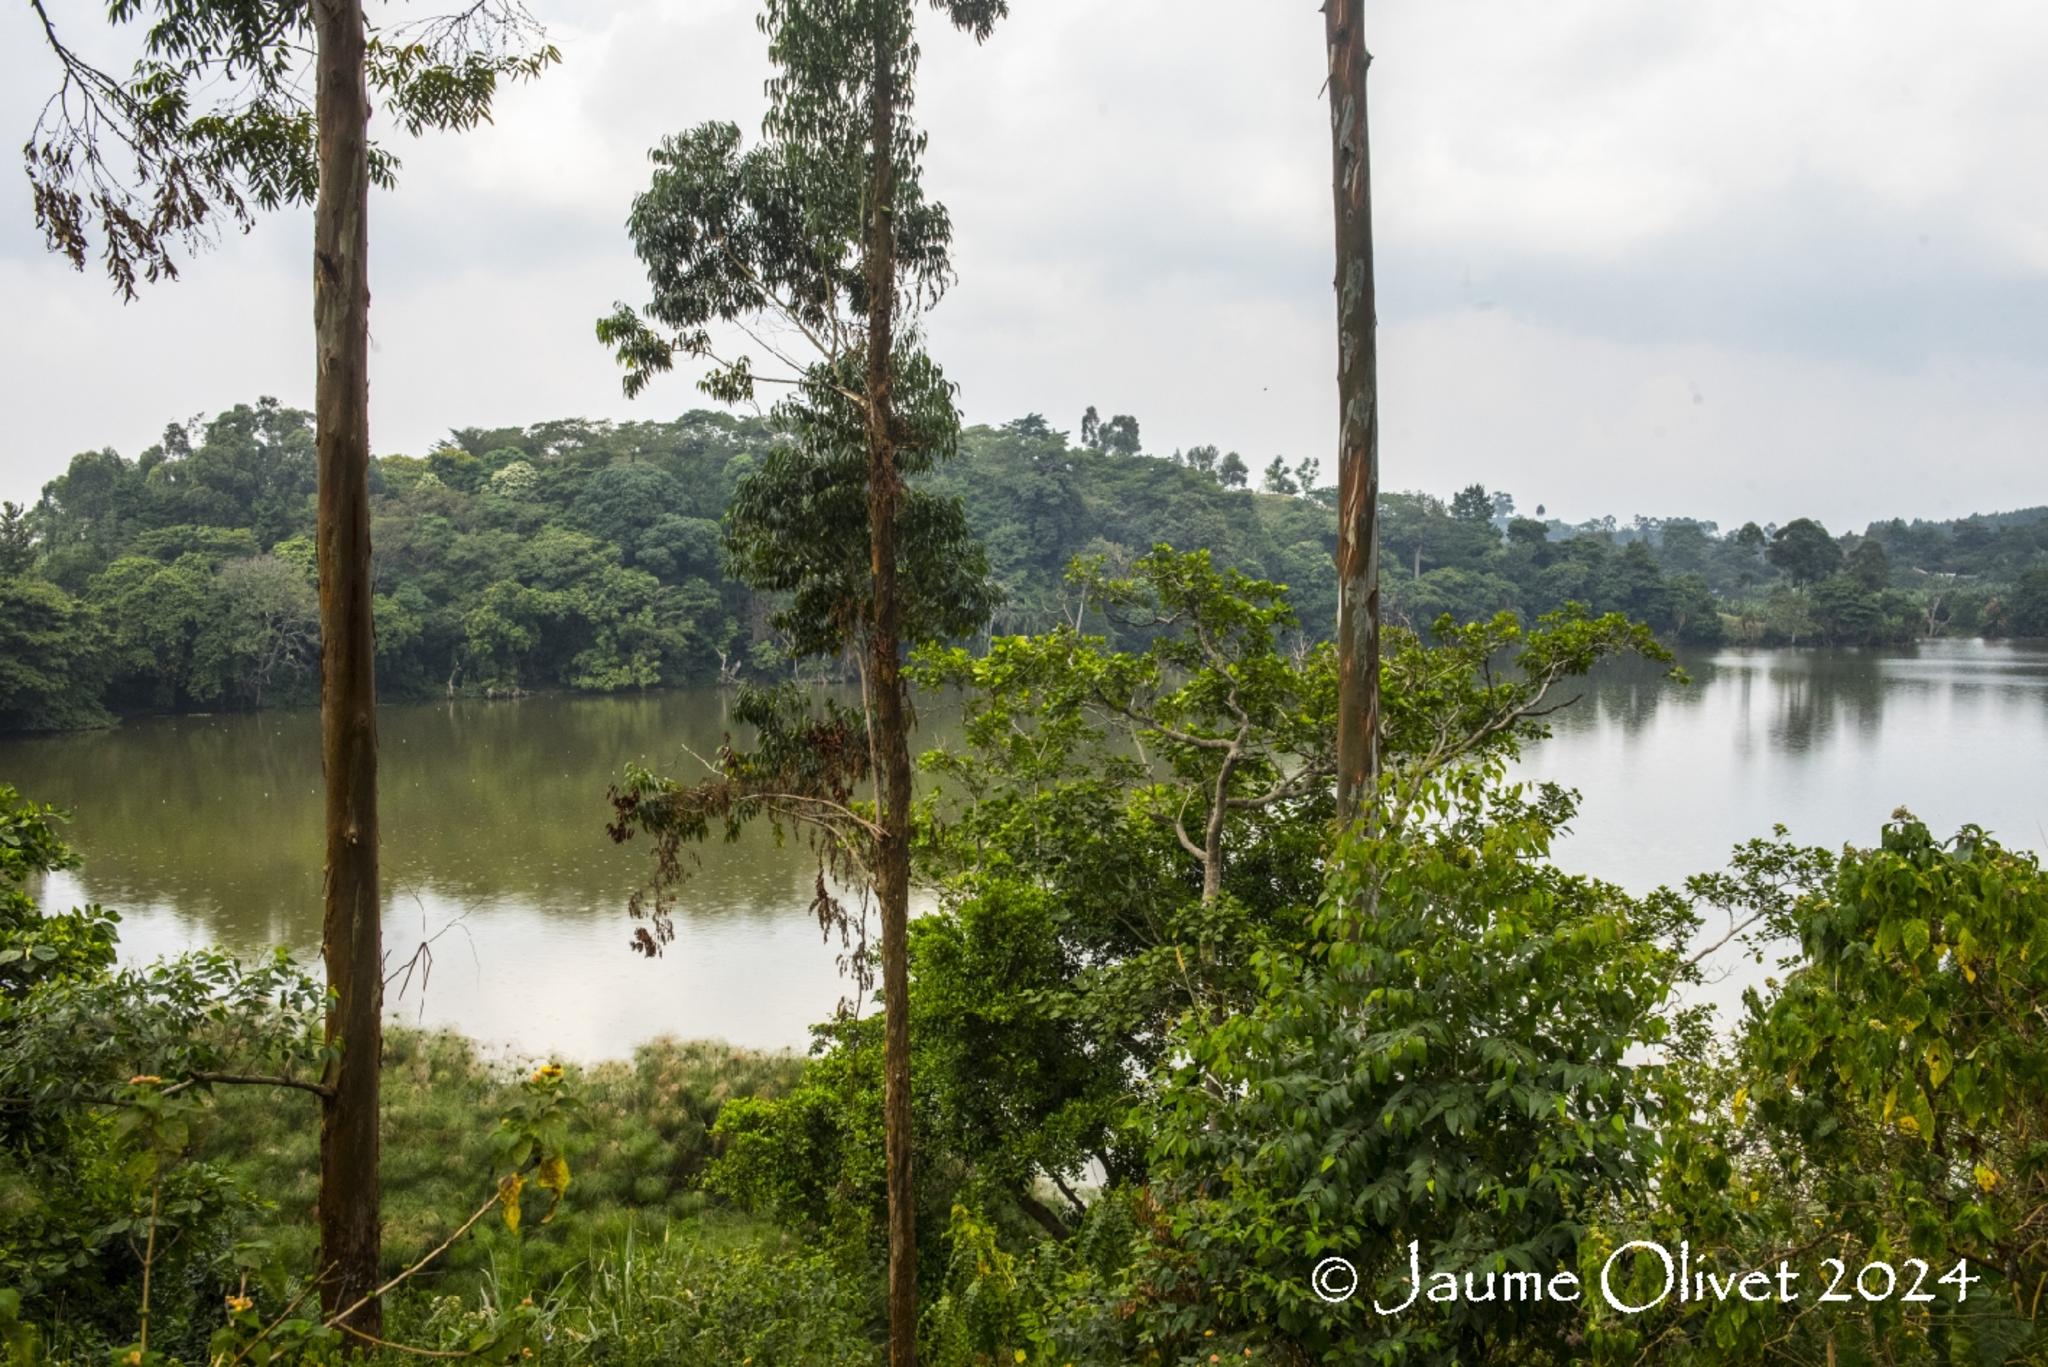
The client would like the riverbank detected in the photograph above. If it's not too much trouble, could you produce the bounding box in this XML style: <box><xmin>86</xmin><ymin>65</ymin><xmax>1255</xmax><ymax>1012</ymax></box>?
<box><xmin>3</xmin><ymin>769</ymin><xmax>890</xmax><ymax>1365</ymax></box>
<box><xmin>27</xmin><ymin>1027</ymin><xmax>884</xmax><ymax>1364</ymax></box>
<box><xmin>7</xmin><ymin>642</ymin><xmax>2047</xmax><ymax>1057</ymax></box>
<box><xmin>200</xmin><ymin>1028</ymin><xmax>806</xmax><ymax>1288</ymax></box>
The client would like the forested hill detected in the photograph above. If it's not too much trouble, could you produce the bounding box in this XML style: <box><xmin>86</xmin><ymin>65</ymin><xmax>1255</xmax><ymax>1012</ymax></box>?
<box><xmin>2</xmin><ymin>398</ymin><xmax>2046</xmax><ymax>731</ymax></box>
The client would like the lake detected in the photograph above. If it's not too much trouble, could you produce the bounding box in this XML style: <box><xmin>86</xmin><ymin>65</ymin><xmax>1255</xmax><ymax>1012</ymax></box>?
<box><xmin>4</xmin><ymin>640</ymin><xmax>2045</xmax><ymax>1057</ymax></box>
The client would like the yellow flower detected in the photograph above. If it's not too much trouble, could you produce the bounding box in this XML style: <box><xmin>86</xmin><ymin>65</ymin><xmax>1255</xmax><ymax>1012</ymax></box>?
<box><xmin>225</xmin><ymin>1294</ymin><xmax>254</xmax><ymax>1313</ymax></box>
<box><xmin>529</xmin><ymin>1061</ymin><xmax>565</xmax><ymax>1084</ymax></box>
<box><xmin>124</xmin><ymin>1353</ymin><xmax>143</xmax><ymax>1366</ymax></box>
<box><xmin>129</xmin><ymin>1075</ymin><xmax>163</xmax><ymax>1087</ymax></box>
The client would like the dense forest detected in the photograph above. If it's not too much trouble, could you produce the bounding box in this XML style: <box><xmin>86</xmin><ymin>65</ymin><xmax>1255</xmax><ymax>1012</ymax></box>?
<box><xmin>9</xmin><ymin>0</ymin><xmax>2048</xmax><ymax>1361</ymax></box>
<box><xmin>4</xmin><ymin>398</ymin><xmax>2046</xmax><ymax>732</ymax></box>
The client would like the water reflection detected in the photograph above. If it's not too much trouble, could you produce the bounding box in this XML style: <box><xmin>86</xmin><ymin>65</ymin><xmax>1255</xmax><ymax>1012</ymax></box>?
<box><xmin>3</xmin><ymin>642</ymin><xmax>2044</xmax><ymax>1054</ymax></box>
<box><xmin>1521</xmin><ymin>640</ymin><xmax>2048</xmax><ymax>894</ymax></box>
<box><xmin>5</xmin><ymin>689</ymin><xmax>911</xmax><ymax>1057</ymax></box>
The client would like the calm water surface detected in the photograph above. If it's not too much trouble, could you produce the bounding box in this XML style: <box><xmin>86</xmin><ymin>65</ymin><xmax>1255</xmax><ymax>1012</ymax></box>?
<box><xmin>3</xmin><ymin>641</ymin><xmax>2044</xmax><ymax>1056</ymax></box>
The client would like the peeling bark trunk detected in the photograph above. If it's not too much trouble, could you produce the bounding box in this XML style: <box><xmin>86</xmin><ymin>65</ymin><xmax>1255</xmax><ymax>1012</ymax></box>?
<box><xmin>864</xmin><ymin>20</ymin><xmax>917</xmax><ymax>1367</ymax></box>
<box><xmin>313</xmin><ymin>0</ymin><xmax>382</xmax><ymax>1337</ymax></box>
<box><xmin>1327</xmin><ymin>0</ymin><xmax>1382</xmax><ymax>826</ymax></box>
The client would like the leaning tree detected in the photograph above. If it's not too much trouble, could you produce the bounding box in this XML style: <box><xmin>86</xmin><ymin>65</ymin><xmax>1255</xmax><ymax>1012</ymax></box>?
<box><xmin>23</xmin><ymin>0</ymin><xmax>553</xmax><ymax>1333</ymax></box>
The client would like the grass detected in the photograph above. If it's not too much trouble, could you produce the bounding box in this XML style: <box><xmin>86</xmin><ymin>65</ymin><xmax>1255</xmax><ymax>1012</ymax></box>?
<box><xmin>198</xmin><ymin>1028</ymin><xmax>809</xmax><ymax>1294</ymax></box>
<box><xmin>381</xmin><ymin>1226</ymin><xmax>880</xmax><ymax>1365</ymax></box>
<box><xmin>30</xmin><ymin>1030</ymin><xmax>886</xmax><ymax>1362</ymax></box>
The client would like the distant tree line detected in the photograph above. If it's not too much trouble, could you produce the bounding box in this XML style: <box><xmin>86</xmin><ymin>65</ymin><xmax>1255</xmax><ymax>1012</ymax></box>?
<box><xmin>2</xmin><ymin>398</ymin><xmax>2046</xmax><ymax>732</ymax></box>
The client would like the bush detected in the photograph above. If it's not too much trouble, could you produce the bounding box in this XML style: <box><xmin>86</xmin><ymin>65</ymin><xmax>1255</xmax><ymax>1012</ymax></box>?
<box><xmin>201</xmin><ymin>1031</ymin><xmax>805</xmax><ymax>1291</ymax></box>
<box><xmin>1137</xmin><ymin>770</ymin><xmax>1691</xmax><ymax>1365</ymax></box>
<box><xmin>519</xmin><ymin>1233</ymin><xmax>876</xmax><ymax>1365</ymax></box>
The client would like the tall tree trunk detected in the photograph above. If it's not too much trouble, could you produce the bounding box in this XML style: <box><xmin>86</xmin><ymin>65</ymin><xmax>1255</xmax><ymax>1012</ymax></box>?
<box><xmin>1327</xmin><ymin>0</ymin><xmax>1382</xmax><ymax>825</ymax></box>
<box><xmin>863</xmin><ymin>17</ymin><xmax>917</xmax><ymax>1367</ymax></box>
<box><xmin>313</xmin><ymin>0</ymin><xmax>382</xmax><ymax>1336</ymax></box>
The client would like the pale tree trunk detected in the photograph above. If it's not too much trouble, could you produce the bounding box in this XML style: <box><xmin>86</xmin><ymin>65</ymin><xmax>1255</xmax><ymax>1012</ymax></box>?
<box><xmin>863</xmin><ymin>17</ymin><xmax>917</xmax><ymax>1367</ymax></box>
<box><xmin>1327</xmin><ymin>0</ymin><xmax>1382</xmax><ymax>825</ymax></box>
<box><xmin>313</xmin><ymin>0</ymin><xmax>382</xmax><ymax>1336</ymax></box>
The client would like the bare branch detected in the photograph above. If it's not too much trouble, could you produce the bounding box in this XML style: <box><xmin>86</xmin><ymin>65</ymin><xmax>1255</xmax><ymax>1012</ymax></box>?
<box><xmin>162</xmin><ymin>1071</ymin><xmax>332</xmax><ymax>1101</ymax></box>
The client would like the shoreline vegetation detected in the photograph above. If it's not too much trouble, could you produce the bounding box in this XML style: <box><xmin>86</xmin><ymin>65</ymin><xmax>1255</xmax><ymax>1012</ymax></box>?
<box><xmin>9</xmin><ymin>554</ymin><xmax>2048</xmax><ymax>1364</ymax></box>
<box><xmin>11</xmin><ymin>698</ymin><xmax>2048</xmax><ymax>1363</ymax></box>
<box><xmin>5</xmin><ymin>0</ymin><xmax>2045</xmax><ymax>1360</ymax></box>
<box><xmin>5</xmin><ymin>400</ymin><xmax>2047</xmax><ymax>735</ymax></box>
<box><xmin>5</xmin><ymin>629</ymin><xmax>2040</xmax><ymax>740</ymax></box>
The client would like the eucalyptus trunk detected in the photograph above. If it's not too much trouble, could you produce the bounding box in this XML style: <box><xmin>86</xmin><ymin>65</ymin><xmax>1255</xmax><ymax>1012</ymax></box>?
<box><xmin>312</xmin><ymin>0</ymin><xmax>383</xmax><ymax>1335</ymax></box>
<box><xmin>1326</xmin><ymin>0</ymin><xmax>1382</xmax><ymax>824</ymax></box>
<box><xmin>862</xmin><ymin>17</ymin><xmax>918</xmax><ymax>1367</ymax></box>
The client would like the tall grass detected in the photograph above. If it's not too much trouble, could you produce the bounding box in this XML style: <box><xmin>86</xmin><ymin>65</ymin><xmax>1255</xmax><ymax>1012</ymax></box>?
<box><xmin>198</xmin><ymin>1029</ymin><xmax>806</xmax><ymax>1291</ymax></box>
<box><xmin>408</xmin><ymin>1226</ymin><xmax>881</xmax><ymax>1365</ymax></box>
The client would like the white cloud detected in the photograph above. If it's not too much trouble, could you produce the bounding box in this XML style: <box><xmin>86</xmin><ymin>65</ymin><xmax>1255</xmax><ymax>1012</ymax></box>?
<box><xmin>2</xmin><ymin>0</ymin><xmax>2044</xmax><ymax>529</ymax></box>
<box><xmin>1381</xmin><ymin>311</ymin><xmax>2048</xmax><ymax>530</ymax></box>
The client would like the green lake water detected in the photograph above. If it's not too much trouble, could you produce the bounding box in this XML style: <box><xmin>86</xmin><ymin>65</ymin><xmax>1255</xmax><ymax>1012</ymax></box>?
<box><xmin>4</xmin><ymin>640</ymin><xmax>2044</xmax><ymax>1055</ymax></box>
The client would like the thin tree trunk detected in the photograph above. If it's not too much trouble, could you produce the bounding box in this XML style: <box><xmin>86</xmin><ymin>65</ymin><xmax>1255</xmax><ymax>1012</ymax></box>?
<box><xmin>863</xmin><ymin>16</ymin><xmax>917</xmax><ymax>1367</ymax></box>
<box><xmin>1200</xmin><ymin>748</ymin><xmax>1240</xmax><ymax>903</ymax></box>
<box><xmin>313</xmin><ymin>0</ymin><xmax>382</xmax><ymax>1337</ymax></box>
<box><xmin>1327</xmin><ymin>0</ymin><xmax>1382</xmax><ymax>826</ymax></box>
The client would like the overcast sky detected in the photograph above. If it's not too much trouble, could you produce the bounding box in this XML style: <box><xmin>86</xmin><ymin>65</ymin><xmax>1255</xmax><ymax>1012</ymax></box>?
<box><xmin>3</xmin><ymin>0</ymin><xmax>2045</xmax><ymax>530</ymax></box>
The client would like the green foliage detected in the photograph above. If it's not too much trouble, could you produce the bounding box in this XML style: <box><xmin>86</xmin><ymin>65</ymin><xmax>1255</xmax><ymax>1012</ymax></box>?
<box><xmin>2008</xmin><ymin>563</ymin><xmax>2048</xmax><ymax>637</ymax></box>
<box><xmin>894</xmin><ymin>783</ymin><xmax>2048</xmax><ymax>1366</ymax></box>
<box><xmin>920</xmin><ymin>1204</ymin><xmax>1044</xmax><ymax>1365</ymax></box>
<box><xmin>724</xmin><ymin>355</ymin><xmax>998</xmax><ymax>660</ymax></box>
<box><xmin>0</xmin><ymin>577</ymin><xmax>110</xmax><ymax>732</ymax></box>
<box><xmin>698</xmin><ymin>553</ymin><xmax>1676</xmax><ymax>1309</ymax></box>
<box><xmin>1759</xmin><ymin>818</ymin><xmax>2043</xmax><ymax>1353</ymax></box>
<box><xmin>0</xmin><ymin>786</ymin><xmax>665</xmax><ymax>1362</ymax></box>
<box><xmin>26</xmin><ymin>0</ymin><xmax>557</xmax><ymax>299</ymax></box>
<box><xmin>11</xmin><ymin>1005</ymin><xmax>815</xmax><ymax>1362</ymax></box>
<box><xmin>608</xmin><ymin>682</ymin><xmax>874</xmax><ymax>957</ymax></box>
<box><xmin>1582</xmin><ymin>817</ymin><xmax>2048</xmax><ymax>1365</ymax></box>
<box><xmin>528</xmin><ymin>1233</ymin><xmax>876</xmax><ymax>1365</ymax></box>
<box><xmin>0</xmin><ymin>789</ymin><xmax>117</xmax><ymax>997</ymax></box>
<box><xmin>0</xmin><ymin>506</ymin><xmax>33</xmax><ymax>578</ymax></box>
<box><xmin>10</xmin><ymin>397</ymin><xmax>2047</xmax><ymax>731</ymax></box>
<box><xmin>1847</xmin><ymin>536</ymin><xmax>1892</xmax><ymax>590</ymax></box>
<box><xmin>594</xmin><ymin>0</ymin><xmax>1007</xmax><ymax>726</ymax></box>
<box><xmin>595</xmin><ymin>109</ymin><xmax>956</xmax><ymax>404</ymax></box>
<box><xmin>199</xmin><ymin>1031</ymin><xmax>805</xmax><ymax>1291</ymax></box>
<box><xmin>0</xmin><ymin>788</ymin><xmax>316</xmax><ymax>1358</ymax></box>
<box><xmin>1767</xmin><ymin>517</ymin><xmax>1845</xmax><ymax>586</ymax></box>
<box><xmin>193</xmin><ymin>1060</ymin><xmax>580</xmax><ymax>1367</ymax></box>
<box><xmin>1138</xmin><ymin>769</ymin><xmax>1692</xmax><ymax>1365</ymax></box>
<box><xmin>916</xmin><ymin>545</ymin><xmax>1337</xmax><ymax>893</ymax></box>
<box><xmin>1804</xmin><ymin>573</ymin><xmax>1921</xmax><ymax>647</ymax></box>
<box><xmin>709</xmin><ymin>1017</ymin><xmax>895</xmax><ymax>1244</ymax></box>
<box><xmin>1098</xmin><ymin>414</ymin><xmax>1142</xmax><ymax>458</ymax></box>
